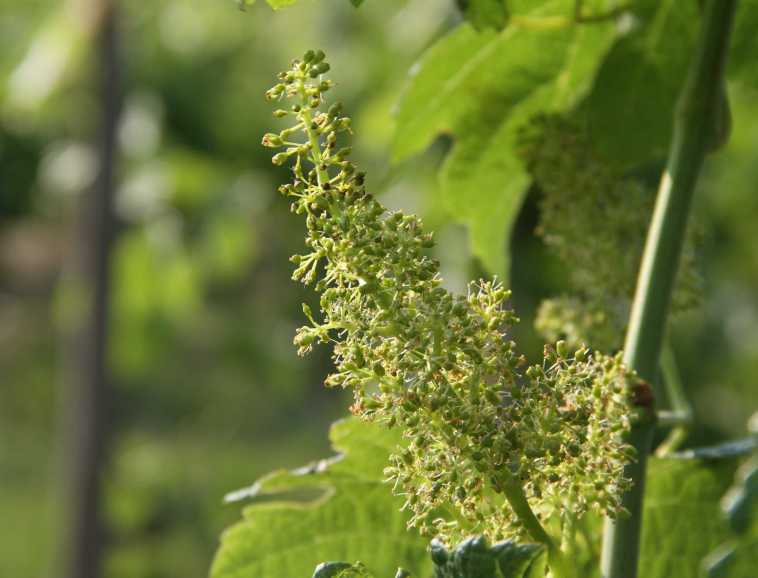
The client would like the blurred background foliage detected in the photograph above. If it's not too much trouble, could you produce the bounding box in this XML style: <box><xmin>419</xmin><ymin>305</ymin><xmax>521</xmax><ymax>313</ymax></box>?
<box><xmin>0</xmin><ymin>1</ymin><xmax>757</xmax><ymax>577</ymax></box>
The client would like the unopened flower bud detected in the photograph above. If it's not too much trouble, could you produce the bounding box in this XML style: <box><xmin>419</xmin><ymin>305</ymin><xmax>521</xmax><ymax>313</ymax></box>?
<box><xmin>261</xmin><ymin>133</ymin><xmax>283</xmax><ymax>148</ymax></box>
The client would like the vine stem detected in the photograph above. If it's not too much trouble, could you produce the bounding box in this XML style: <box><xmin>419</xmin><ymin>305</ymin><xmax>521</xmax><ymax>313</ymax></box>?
<box><xmin>501</xmin><ymin>477</ymin><xmax>574</xmax><ymax>578</ymax></box>
<box><xmin>299</xmin><ymin>95</ymin><xmax>329</xmax><ymax>186</ymax></box>
<box><xmin>600</xmin><ymin>2</ymin><xmax>737</xmax><ymax>578</ymax></box>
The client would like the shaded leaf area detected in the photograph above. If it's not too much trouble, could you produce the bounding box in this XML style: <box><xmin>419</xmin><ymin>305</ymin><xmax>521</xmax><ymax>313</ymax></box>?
<box><xmin>311</xmin><ymin>536</ymin><xmax>545</xmax><ymax>578</ymax></box>
<box><xmin>392</xmin><ymin>1</ymin><xmax>616</xmax><ymax>278</ymax></box>
<box><xmin>237</xmin><ymin>0</ymin><xmax>301</xmax><ymax>9</ymax></box>
<box><xmin>584</xmin><ymin>0</ymin><xmax>699</xmax><ymax>165</ymax></box>
<box><xmin>703</xmin><ymin>450</ymin><xmax>758</xmax><ymax>578</ymax></box>
<box><xmin>639</xmin><ymin>457</ymin><xmax>738</xmax><ymax>578</ymax></box>
<box><xmin>313</xmin><ymin>561</ymin><xmax>377</xmax><ymax>577</ymax></box>
<box><xmin>238</xmin><ymin>0</ymin><xmax>364</xmax><ymax>9</ymax></box>
<box><xmin>211</xmin><ymin>418</ymin><xmax>430</xmax><ymax>578</ymax></box>
<box><xmin>728</xmin><ymin>0</ymin><xmax>758</xmax><ymax>89</ymax></box>
<box><xmin>456</xmin><ymin>0</ymin><xmax>509</xmax><ymax>31</ymax></box>
<box><xmin>669</xmin><ymin>437</ymin><xmax>757</xmax><ymax>461</ymax></box>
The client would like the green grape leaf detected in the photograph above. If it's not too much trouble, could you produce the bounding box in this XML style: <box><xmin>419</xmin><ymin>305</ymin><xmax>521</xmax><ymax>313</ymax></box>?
<box><xmin>430</xmin><ymin>537</ymin><xmax>545</xmax><ymax>578</ymax></box>
<box><xmin>703</xmin><ymin>454</ymin><xmax>758</xmax><ymax>578</ymax></box>
<box><xmin>724</xmin><ymin>457</ymin><xmax>758</xmax><ymax>534</ymax></box>
<box><xmin>210</xmin><ymin>418</ymin><xmax>430</xmax><ymax>578</ymax></box>
<box><xmin>670</xmin><ymin>437</ymin><xmax>757</xmax><ymax>461</ymax></box>
<box><xmin>704</xmin><ymin>539</ymin><xmax>758</xmax><ymax>578</ymax></box>
<box><xmin>239</xmin><ymin>0</ymin><xmax>365</xmax><ymax>9</ymax></box>
<box><xmin>639</xmin><ymin>457</ymin><xmax>738</xmax><ymax>578</ymax></box>
<box><xmin>266</xmin><ymin>0</ymin><xmax>299</xmax><ymax>8</ymax></box>
<box><xmin>456</xmin><ymin>0</ymin><xmax>509</xmax><ymax>31</ymax></box>
<box><xmin>728</xmin><ymin>0</ymin><xmax>758</xmax><ymax>90</ymax></box>
<box><xmin>312</xmin><ymin>561</ymin><xmax>374</xmax><ymax>577</ymax></box>
<box><xmin>312</xmin><ymin>561</ymin><xmax>412</xmax><ymax>577</ymax></box>
<box><xmin>237</xmin><ymin>0</ymin><xmax>300</xmax><ymax>9</ymax></box>
<box><xmin>392</xmin><ymin>5</ymin><xmax>615</xmax><ymax>278</ymax></box>
<box><xmin>584</xmin><ymin>0</ymin><xmax>699</xmax><ymax>165</ymax></box>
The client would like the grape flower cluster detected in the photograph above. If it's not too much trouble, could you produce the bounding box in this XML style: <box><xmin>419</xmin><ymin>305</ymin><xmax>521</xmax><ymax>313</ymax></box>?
<box><xmin>264</xmin><ymin>52</ymin><xmax>640</xmax><ymax>544</ymax></box>
<box><xmin>518</xmin><ymin>115</ymin><xmax>702</xmax><ymax>352</ymax></box>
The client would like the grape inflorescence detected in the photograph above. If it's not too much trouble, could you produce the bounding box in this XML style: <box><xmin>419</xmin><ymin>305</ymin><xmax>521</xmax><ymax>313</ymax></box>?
<box><xmin>264</xmin><ymin>52</ymin><xmax>640</xmax><ymax>544</ymax></box>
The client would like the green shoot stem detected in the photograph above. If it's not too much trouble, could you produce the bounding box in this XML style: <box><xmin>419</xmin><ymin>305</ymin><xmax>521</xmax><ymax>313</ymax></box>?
<box><xmin>600</xmin><ymin>2</ymin><xmax>737</xmax><ymax>577</ymax></box>
<box><xmin>501</xmin><ymin>476</ymin><xmax>552</xmax><ymax>546</ymax></box>
<box><xmin>501</xmin><ymin>476</ymin><xmax>573</xmax><ymax>578</ymax></box>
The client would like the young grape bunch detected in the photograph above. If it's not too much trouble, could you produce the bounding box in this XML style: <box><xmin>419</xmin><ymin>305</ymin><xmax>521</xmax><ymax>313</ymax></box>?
<box><xmin>519</xmin><ymin>115</ymin><xmax>702</xmax><ymax>352</ymax></box>
<box><xmin>264</xmin><ymin>51</ymin><xmax>640</xmax><ymax>546</ymax></box>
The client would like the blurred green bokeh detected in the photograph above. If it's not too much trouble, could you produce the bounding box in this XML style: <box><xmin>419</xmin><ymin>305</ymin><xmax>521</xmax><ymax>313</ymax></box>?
<box><xmin>1</xmin><ymin>1</ymin><xmax>757</xmax><ymax>577</ymax></box>
<box><xmin>0</xmin><ymin>1</ymin><xmax>453</xmax><ymax>576</ymax></box>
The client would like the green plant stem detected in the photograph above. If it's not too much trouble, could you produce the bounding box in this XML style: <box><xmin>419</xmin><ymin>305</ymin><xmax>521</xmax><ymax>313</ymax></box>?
<box><xmin>501</xmin><ymin>477</ymin><xmax>573</xmax><ymax>578</ymax></box>
<box><xmin>656</xmin><ymin>341</ymin><xmax>693</xmax><ymax>456</ymax></box>
<box><xmin>300</xmin><ymin>106</ymin><xmax>327</xmax><ymax>186</ymax></box>
<box><xmin>501</xmin><ymin>476</ymin><xmax>552</xmax><ymax>546</ymax></box>
<box><xmin>600</xmin><ymin>2</ymin><xmax>737</xmax><ymax>577</ymax></box>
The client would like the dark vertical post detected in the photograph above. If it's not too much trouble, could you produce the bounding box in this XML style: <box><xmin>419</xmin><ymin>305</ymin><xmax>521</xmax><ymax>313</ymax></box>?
<box><xmin>59</xmin><ymin>3</ymin><xmax>121</xmax><ymax>577</ymax></box>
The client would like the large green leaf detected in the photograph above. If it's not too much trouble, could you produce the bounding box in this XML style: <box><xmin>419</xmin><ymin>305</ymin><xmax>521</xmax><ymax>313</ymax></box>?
<box><xmin>584</xmin><ymin>0</ymin><xmax>699</xmax><ymax>165</ymax></box>
<box><xmin>639</xmin><ymin>457</ymin><xmax>738</xmax><ymax>578</ymax></box>
<box><xmin>211</xmin><ymin>418</ymin><xmax>430</xmax><ymax>578</ymax></box>
<box><xmin>392</xmin><ymin>5</ymin><xmax>615</xmax><ymax>278</ymax></box>
<box><xmin>456</xmin><ymin>0</ymin><xmax>509</xmax><ymax>31</ymax></box>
